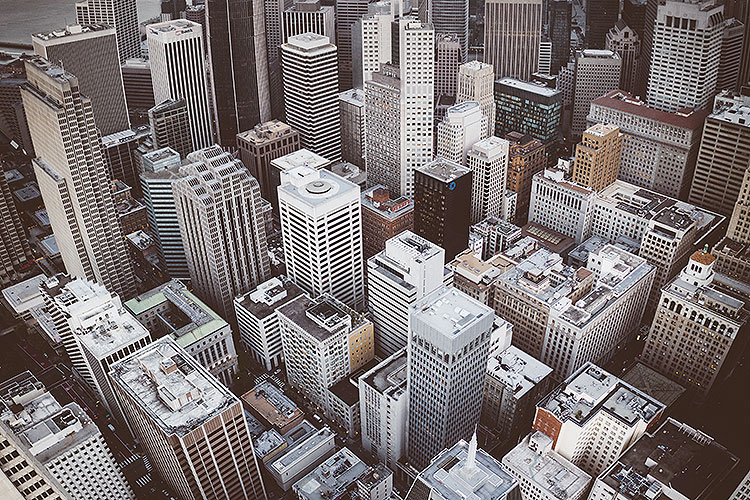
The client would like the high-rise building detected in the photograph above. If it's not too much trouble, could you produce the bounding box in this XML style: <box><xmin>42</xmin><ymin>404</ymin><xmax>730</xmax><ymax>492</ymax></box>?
<box><xmin>429</xmin><ymin>0</ymin><xmax>469</xmax><ymax>60</ymax></box>
<box><xmin>641</xmin><ymin>250</ymin><xmax>748</xmax><ymax>399</ymax></box>
<box><xmin>0</xmin><ymin>163</ymin><xmax>32</xmax><ymax>286</ymax></box>
<box><xmin>32</xmin><ymin>24</ymin><xmax>130</xmax><ymax>136</ymax></box>
<box><xmin>414</xmin><ymin>158</ymin><xmax>473</xmax><ymax>260</ymax></box>
<box><xmin>713</xmin><ymin>162</ymin><xmax>750</xmax><ymax>283</ymax></box>
<box><xmin>278</xmin><ymin>294</ymin><xmax>373</xmax><ymax>432</ymax></box>
<box><xmin>334</xmin><ymin>0</ymin><xmax>369</xmax><ymax>89</ymax></box>
<box><xmin>470</xmin><ymin>217</ymin><xmax>523</xmax><ymax>259</ymax></box>
<box><xmin>468</xmin><ymin>136</ymin><xmax>510</xmax><ymax>223</ymax></box>
<box><xmin>434</xmin><ymin>34</ymin><xmax>462</xmax><ymax>99</ymax></box>
<box><xmin>75</xmin><ymin>0</ymin><xmax>140</xmax><ymax>62</ymax></box>
<box><xmin>571</xmin><ymin>123</ymin><xmax>623</xmax><ymax>191</ymax></box>
<box><xmin>173</xmin><ymin>146</ymin><xmax>270</xmax><ymax>322</ymax></box>
<box><xmin>505</xmin><ymin>132</ymin><xmax>546</xmax><ymax>224</ymax></box>
<box><xmin>588</xmin><ymin>418</ymin><xmax>738</xmax><ymax>500</ymax></box>
<box><xmin>364</xmin><ymin>64</ymin><xmax>402</xmax><ymax>196</ymax></box>
<box><xmin>206</xmin><ymin>0</ymin><xmax>271</xmax><ymax>147</ymax></box>
<box><xmin>623</xmin><ymin>0</ymin><xmax>647</xmax><ymax>40</ymax></box>
<box><xmin>533</xmin><ymin>363</ymin><xmax>664</xmax><ymax>477</ymax></box>
<box><xmin>278</xmin><ymin>166</ymin><xmax>365</xmax><ymax>309</ymax></box>
<box><xmin>101</xmin><ymin>126</ymin><xmax>151</xmax><ymax>197</ymax></box>
<box><xmin>436</xmin><ymin>101</ymin><xmax>485</xmax><ymax>164</ymax></box>
<box><xmin>407</xmin><ymin>287</ymin><xmax>496</xmax><ymax>469</ymax></box>
<box><xmin>22</xmin><ymin>57</ymin><xmax>135</xmax><ymax>299</ymax></box>
<box><xmin>529</xmin><ymin>167</ymin><xmax>596</xmax><ymax>244</ymax></box>
<box><xmin>587</xmin><ymin>90</ymin><xmax>709</xmax><ymax>198</ymax></box>
<box><xmin>718</xmin><ymin>19</ymin><xmax>744</xmax><ymax>92</ymax></box>
<box><xmin>538</xmin><ymin>38</ymin><xmax>552</xmax><ymax>74</ymax></box>
<box><xmin>484</xmin><ymin>0</ymin><xmax>542</xmax><ymax>80</ymax></box>
<box><xmin>358</xmin><ymin>349</ymin><xmax>409</xmax><ymax>470</ymax></box>
<box><xmin>367</xmin><ymin>231</ymin><xmax>449</xmax><ymax>356</ymax></box>
<box><xmin>0</xmin><ymin>56</ymin><xmax>35</xmax><ymax>156</ymax></box>
<box><xmin>282</xmin><ymin>33</ymin><xmax>341</xmax><ymax>160</ymax></box>
<box><xmin>121</xmin><ymin>57</ymin><xmax>155</xmax><ymax>122</ymax></box>
<box><xmin>147</xmin><ymin>20</ymin><xmax>213</xmax><ymax>151</ymax></box>
<box><xmin>282</xmin><ymin>0</ymin><xmax>336</xmax><ymax>42</ymax></box>
<box><xmin>456</xmin><ymin>61</ymin><xmax>495</xmax><ymax>137</ymax></box>
<box><xmin>148</xmin><ymin>98</ymin><xmax>192</xmax><ymax>159</ymax></box>
<box><xmin>266</xmin><ymin>0</ymin><xmax>293</xmax><ymax>61</ymax></box>
<box><xmin>605</xmin><ymin>21</ymin><xmax>640</xmax><ymax>93</ymax></box>
<box><xmin>234</xmin><ymin>276</ymin><xmax>305</xmax><ymax>371</ymax></box>
<box><xmin>494</xmin><ymin>78</ymin><xmax>563</xmax><ymax>153</ymax></box>
<box><xmin>689</xmin><ymin>96</ymin><xmax>750</xmax><ymax>216</ymax></box>
<box><xmin>646</xmin><ymin>0</ymin><xmax>724</xmax><ymax>112</ymax></box>
<box><xmin>339</xmin><ymin>89</ymin><xmax>366</xmax><ymax>167</ymax></box>
<box><xmin>361</xmin><ymin>186</ymin><xmax>414</xmax><ymax>259</ymax></box>
<box><xmin>0</xmin><ymin>372</ymin><xmax>133</xmax><ymax>500</ymax></box>
<box><xmin>110</xmin><ymin>337</ymin><xmax>267</xmax><ymax>500</ymax></box>
<box><xmin>585</xmin><ymin>0</ymin><xmax>619</xmax><ymax>48</ymax></box>
<box><xmin>571</xmin><ymin>49</ymin><xmax>621</xmax><ymax>136</ymax></box>
<box><xmin>548</xmin><ymin>0</ymin><xmax>572</xmax><ymax>74</ymax></box>
<box><xmin>352</xmin><ymin>1</ymin><xmax>395</xmax><ymax>89</ymax></box>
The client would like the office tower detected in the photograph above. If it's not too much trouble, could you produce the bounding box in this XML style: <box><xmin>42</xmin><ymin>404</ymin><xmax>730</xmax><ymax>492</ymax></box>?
<box><xmin>548</xmin><ymin>0</ymin><xmax>572</xmax><ymax>74</ymax></box>
<box><xmin>352</xmin><ymin>2</ymin><xmax>395</xmax><ymax>88</ymax></box>
<box><xmin>160</xmin><ymin>0</ymin><xmax>187</xmax><ymax>20</ymax></box>
<box><xmin>121</xmin><ymin>58</ymin><xmax>155</xmax><ymax>122</ymax></box>
<box><xmin>367</xmin><ymin>231</ymin><xmax>448</xmax><ymax>356</ymax></box>
<box><xmin>206</xmin><ymin>0</ymin><xmax>271</xmax><ymax>147</ymax></box>
<box><xmin>436</xmin><ymin>102</ymin><xmax>485</xmax><ymax>164</ymax></box>
<box><xmin>0</xmin><ymin>166</ymin><xmax>32</xmax><ymax>286</ymax></box>
<box><xmin>641</xmin><ymin>250</ymin><xmax>748</xmax><ymax>399</ymax></box>
<box><xmin>237</xmin><ymin>120</ymin><xmax>301</xmax><ymax>213</ymax></box>
<box><xmin>282</xmin><ymin>0</ymin><xmax>336</xmax><ymax>42</ymax></box>
<box><xmin>484</xmin><ymin>0</ymin><xmax>542</xmax><ymax>80</ymax></box>
<box><xmin>339</xmin><ymin>89</ymin><xmax>366</xmax><ymax>167</ymax></box>
<box><xmin>0</xmin><ymin>57</ymin><xmax>35</xmax><ymax>156</ymax></box>
<box><xmin>22</xmin><ymin>57</ymin><xmax>135</xmax><ymax>299</ymax></box>
<box><xmin>111</xmin><ymin>178</ymin><xmax>147</xmax><ymax>235</ymax></box>
<box><xmin>139</xmin><ymin>148</ymin><xmax>189</xmax><ymax>278</ymax></box>
<box><xmin>731</xmin><ymin>471</ymin><xmax>750</xmax><ymax>500</ymax></box>
<box><xmin>0</xmin><ymin>419</ymin><xmax>72</xmax><ymax>500</ymax></box>
<box><xmin>234</xmin><ymin>276</ymin><xmax>305</xmax><ymax>371</ymax></box>
<box><xmin>429</xmin><ymin>0</ymin><xmax>469</xmax><ymax>60</ymax></box>
<box><xmin>623</xmin><ymin>0</ymin><xmax>647</xmax><ymax>39</ymax></box>
<box><xmin>505</xmin><ymin>132</ymin><xmax>546</xmax><ymax>224</ymax></box>
<box><xmin>407</xmin><ymin>286</ymin><xmax>495</xmax><ymax>469</ymax></box>
<box><xmin>335</xmin><ymin>0</ymin><xmax>370</xmax><ymax>89</ymax></box>
<box><xmin>173</xmin><ymin>146</ymin><xmax>270</xmax><ymax>322</ymax></box>
<box><xmin>646</xmin><ymin>0</ymin><xmax>724</xmax><ymax>112</ymax></box>
<box><xmin>282</xmin><ymin>34</ymin><xmax>341</xmax><ymax>160</ymax></box>
<box><xmin>494</xmin><ymin>78</ymin><xmax>563</xmax><ymax>153</ymax></box>
<box><xmin>689</xmin><ymin>96</ymin><xmax>750</xmax><ymax>216</ymax></box>
<box><xmin>719</xmin><ymin>19</ymin><xmax>744</xmax><ymax>92</ymax></box>
<box><xmin>714</xmin><ymin>164</ymin><xmax>750</xmax><ymax>282</ymax></box>
<box><xmin>110</xmin><ymin>337</ymin><xmax>267</xmax><ymax>500</ymax></box>
<box><xmin>263</xmin><ymin>425</ymin><xmax>337</xmax><ymax>491</ymax></box>
<box><xmin>571</xmin><ymin>123</ymin><xmax>622</xmax><ymax>191</ymax></box>
<box><xmin>434</xmin><ymin>34</ymin><xmax>461</xmax><ymax>101</ymax></box>
<box><xmin>585</xmin><ymin>0</ymin><xmax>619</xmax><ymax>48</ymax></box>
<box><xmin>266</xmin><ymin>0</ymin><xmax>293</xmax><ymax>61</ymax></box>
<box><xmin>32</xmin><ymin>24</ymin><xmax>130</xmax><ymax>135</ymax></box>
<box><xmin>529</xmin><ymin>167</ymin><xmax>596</xmax><ymax>243</ymax></box>
<box><xmin>538</xmin><ymin>38</ymin><xmax>552</xmax><ymax>74</ymax></box>
<box><xmin>361</xmin><ymin>186</ymin><xmax>414</xmax><ymax>259</ymax></box>
<box><xmin>571</xmin><ymin>49</ymin><xmax>621</xmax><ymax>135</ymax></box>
<box><xmin>587</xmin><ymin>90</ymin><xmax>709</xmax><ymax>198</ymax></box>
<box><xmin>278</xmin><ymin>166</ymin><xmax>365</xmax><ymax>308</ymax></box>
<box><xmin>533</xmin><ymin>363</ymin><xmax>664</xmax><ymax>476</ymax></box>
<box><xmin>101</xmin><ymin>126</ymin><xmax>150</xmax><ymax>197</ymax></box>
<box><xmin>148</xmin><ymin>98</ymin><xmax>192</xmax><ymax>159</ymax></box>
<box><xmin>358</xmin><ymin>349</ymin><xmax>408</xmax><ymax>470</ymax></box>
<box><xmin>75</xmin><ymin>0</ymin><xmax>140</xmax><ymax>62</ymax></box>
<box><xmin>414</xmin><ymin>159</ymin><xmax>473</xmax><ymax>260</ymax></box>
<box><xmin>278</xmin><ymin>294</ymin><xmax>373</xmax><ymax>432</ymax></box>
<box><xmin>468</xmin><ymin>136</ymin><xmax>510</xmax><ymax>223</ymax></box>
<box><xmin>0</xmin><ymin>372</ymin><xmax>133</xmax><ymax>500</ymax></box>
<box><xmin>588</xmin><ymin>418</ymin><xmax>738</xmax><ymax>500</ymax></box>
<box><xmin>456</xmin><ymin>61</ymin><xmax>495</xmax><ymax>136</ymax></box>
<box><xmin>605</xmin><ymin>22</ymin><xmax>640</xmax><ymax>93</ymax></box>
<box><xmin>147</xmin><ymin>20</ymin><xmax>213</xmax><ymax>151</ymax></box>
<box><xmin>503</xmin><ymin>432</ymin><xmax>591</xmax><ymax>500</ymax></box>
<box><xmin>365</xmin><ymin>64</ymin><xmax>402</xmax><ymax>196</ymax></box>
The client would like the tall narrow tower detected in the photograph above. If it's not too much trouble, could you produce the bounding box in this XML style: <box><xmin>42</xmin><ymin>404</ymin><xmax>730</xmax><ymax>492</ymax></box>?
<box><xmin>484</xmin><ymin>0</ymin><xmax>542</xmax><ymax>80</ymax></box>
<box><xmin>75</xmin><ymin>0</ymin><xmax>140</xmax><ymax>62</ymax></box>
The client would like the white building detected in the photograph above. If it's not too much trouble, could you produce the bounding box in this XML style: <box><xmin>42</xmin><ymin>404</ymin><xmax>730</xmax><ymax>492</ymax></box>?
<box><xmin>538</xmin><ymin>38</ymin><xmax>552</xmax><ymax>74</ymax></box>
<box><xmin>436</xmin><ymin>101</ymin><xmax>485</xmax><ymax>164</ymax></box>
<box><xmin>571</xmin><ymin>50</ymin><xmax>621</xmax><ymax>135</ymax></box>
<box><xmin>234</xmin><ymin>276</ymin><xmax>306</xmax><ymax>371</ymax></box>
<box><xmin>351</xmin><ymin>0</ymin><xmax>396</xmax><ymax>89</ymax></box>
<box><xmin>456</xmin><ymin>61</ymin><xmax>495</xmax><ymax>138</ymax></box>
<box><xmin>646</xmin><ymin>0</ymin><xmax>724</xmax><ymax>112</ymax></box>
<box><xmin>367</xmin><ymin>231</ymin><xmax>450</xmax><ymax>356</ymax></box>
<box><xmin>282</xmin><ymin>0</ymin><xmax>335</xmax><ymax>43</ymax></box>
<box><xmin>358</xmin><ymin>349</ymin><xmax>408</xmax><ymax>471</ymax></box>
<box><xmin>281</xmin><ymin>33</ymin><xmax>341</xmax><ymax>160</ymax></box>
<box><xmin>267</xmin><ymin>426</ymin><xmax>337</xmax><ymax>490</ymax></box>
<box><xmin>294</xmin><ymin>448</ymin><xmax>370</xmax><ymax>500</ymax></box>
<box><xmin>533</xmin><ymin>363</ymin><xmax>664</xmax><ymax>477</ymax></box>
<box><xmin>278</xmin><ymin>166</ymin><xmax>364</xmax><ymax>309</ymax></box>
<box><xmin>467</xmin><ymin>136</ymin><xmax>510</xmax><ymax>223</ymax></box>
<box><xmin>529</xmin><ymin>167</ymin><xmax>596</xmax><ymax>244</ymax></box>
<box><xmin>147</xmin><ymin>20</ymin><xmax>213</xmax><ymax>150</ymax></box>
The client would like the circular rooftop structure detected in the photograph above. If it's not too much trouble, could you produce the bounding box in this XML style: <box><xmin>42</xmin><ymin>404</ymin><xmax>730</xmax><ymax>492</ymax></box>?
<box><xmin>306</xmin><ymin>180</ymin><xmax>333</xmax><ymax>195</ymax></box>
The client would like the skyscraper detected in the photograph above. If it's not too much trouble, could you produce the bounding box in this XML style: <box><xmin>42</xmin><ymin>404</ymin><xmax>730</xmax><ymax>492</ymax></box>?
<box><xmin>548</xmin><ymin>0</ymin><xmax>572</xmax><ymax>74</ymax></box>
<box><xmin>494</xmin><ymin>78</ymin><xmax>563</xmax><ymax>152</ymax></box>
<box><xmin>585</xmin><ymin>0</ymin><xmax>619</xmax><ymax>48</ymax></box>
<box><xmin>646</xmin><ymin>0</ymin><xmax>724</xmax><ymax>112</ymax></box>
<box><xmin>430</xmin><ymin>0</ymin><xmax>469</xmax><ymax>59</ymax></box>
<box><xmin>282</xmin><ymin>34</ymin><xmax>341</xmax><ymax>160</ymax></box>
<box><xmin>32</xmin><ymin>24</ymin><xmax>130</xmax><ymax>135</ymax></box>
<box><xmin>75</xmin><ymin>0</ymin><xmax>140</xmax><ymax>62</ymax></box>
<box><xmin>121</xmin><ymin>57</ymin><xmax>155</xmax><ymax>121</ymax></box>
<box><xmin>21</xmin><ymin>57</ymin><xmax>135</xmax><ymax>299</ymax></box>
<box><xmin>436</xmin><ymin>101</ymin><xmax>485</xmax><ymax>164</ymax></box>
<box><xmin>718</xmin><ymin>19</ymin><xmax>744</xmax><ymax>92</ymax></box>
<box><xmin>148</xmin><ymin>98</ymin><xmax>192</xmax><ymax>159</ymax></box>
<box><xmin>484</xmin><ymin>0</ymin><xmax>542</xmax><ymax>80</ymax></box>
<box><xmin>352</xmin><ymin>0</ymin><xmax>395</xmax><ymax>89</ymax></box>
<box><xmin>282</xmin><ymin>0</ymin><xmax>336</xmax><ymax>42</ymax></box>
<box><xmin>147</xmin><ymin>20</ymin><xmax>213</xmax><ymax>151</ymax></box>
<box><xmin>0</xmin><ymin>164</ymin><xmax>32</xmax><ymax>286</ymax></box>
<box><xmin>571</xmin><ymin>49</ymin><xmax>621</xmax><ymax>135</ymax></box>
<box><xmin>456</xmin><ymin>61</ymin><xmax>495</xmax><ymax>136</ymax></box>
<box><xmin>713</xmin><ymin>162</ymin><xmax>750</xmax><ymax>282</ymax></box>
<box><xmin>605</xmin><ymin>21</ymin><xmax>640</xmax><ymax>93</ymax></box>
<box><xmin>571</xmin><ymin>123</ymin><xmax>623</xmax><ymax>191</ymax></box>
<box><xmin>468</xmin><ymin>136</ymin><xmax>510</xmax><ymax>223</ymax></box>
<box><xmin>335</xmin><ymin>0</ymin><xmax>370</xmax><ymax>89</ymax></box>
<box><xmin>266</xmin><ymin>0</ymin><xmax>293</xmax><ymax>61</ymax></box>
<box><xmin>278</xmin><ymin>166</ymin><xmax>365</xmax><ymax>309</ymax></box>
<box><xmin>339</xmin><ymin>89</ymin><xmax>366</xmax><ymax>167</ymax></box>
<box><xmin>365</xmin><ymin>64</ymin><xmax>402</xmax><ymax>196</ymax></box>
<box><xmin>407</xmin><ymin>286</ymin><xmax>495</xmax><ymax>469</ymax></box>
<box><xmin>505</xmin><ymin>132</ymin><xmax>546</xmax><ymax>224</ymax></box>
<box><xmin>434</xmin><ymin>34</ymin><xmax>462</xmax><ymax>99</ymax></box>
<box><xmin>206</xmin><ymin>0</ymin><xmax>272</xmax><ymax>147</ymax></box>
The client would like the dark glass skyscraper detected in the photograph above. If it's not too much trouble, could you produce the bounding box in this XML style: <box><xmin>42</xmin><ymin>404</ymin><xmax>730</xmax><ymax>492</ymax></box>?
<box><xmin>206</xmin><ymin>0</ymin><xmax>272</xmax><ymax>147</ymax></box>
<box><xmin>548</xmin><ymin>0</ymin><xmax>571</xmax><ymax>74</ymax></box>
<box><xmin>585</xmin><ymin>0</ymin><xmax>619</xmax><ymax>48</ymax></box>
<box><xmin>494</xmin><ymin>77</ymin><xmax>562</xmax><ymax>152</ymax></box>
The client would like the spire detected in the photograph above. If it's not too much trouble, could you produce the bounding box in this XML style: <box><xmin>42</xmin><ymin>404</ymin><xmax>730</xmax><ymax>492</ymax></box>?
<box><xmin>465</xmin><ymin>427</ymin><xmax>478</xmax><ymax>472</ymax></box>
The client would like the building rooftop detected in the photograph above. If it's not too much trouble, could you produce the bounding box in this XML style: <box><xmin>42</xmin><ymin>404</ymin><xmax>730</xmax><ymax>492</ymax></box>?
<box><xmin>109</xmin><ymin>337</ymin><xmax>238</xmax><ymax>436</ymax></box>
<box><xmin>487</xmin><ymin>345</ymin><xmax>552</xmax><ymax>400</ymax></box>
<box><xmin>362</xmin><ymin>185</ymin><xmax>413</xmax><ymax>220</ymax></box>
<box><xmin>237</xmin><ymin>120</ymin><xmax>296</xmax><ymax>145</ymax></box>
<box><xmin>339</xmin><ymin>88</ymin><xmax>365</xmax><ymax>107</ymax></box>
<box><xmin>287</xmin><ymin>33</ymin><xmax>332</xmax><ymax>50</ymax></box>
<box><xmin>498</xmin><ymin>248</ymin><xmax>586</xmax><ymax>306</ymax></box>
<box><xmin>40</xmin><ymin>234</ymin><xmax>59</xmax><ymax>256</ymax></box>
<box><xmin>235</xmin><ymin>276</ymin><xmax>305</xmax><ymax>320</ymax></box>
<box><xmin>412</xmin><ymin>286</ymin><xmax>493</xmax><ymax>338</ymax></box>
<box><xmin>147</xmin><ymin>19</ymin><xmax>202</xmax><ymax>38</ymax></box>
<box><xmin>273</xmin><ymin>149</ymin><xmax>330</xmax><ymax>172</ymax></box>
<box><xmin>4</xmin><ymin>169</ymin><xmax>23</xmax><ymax>183</ymax></box>
<box><xmin>330</xmin><ymin>161</ymin><xmax>366</xmax><ymax>187</ymax></box>
<box><xmin>2</xmin><ymin>275</ymin><xmax>46</xmax><ymax>316</ymax></box>
<box><xmin>590</xmin><ymin>90</ymin><xmax>710</xmax><ymax>130</ymax></box>
<box><xmin>495</xmin><ymin>77</ymin><xmax>562</xmax><ymax>98</ymax></box>
<box><xmin>242</xmin><ymin>381</ymin><xmax>303</xmax><ymax>429</ymax></box>
<box><xmin>294</xmin><ymin>447</ymin><xmax>368</xmax><ymax>500</ymax></box>
<box><xmin>521</xmin><ymin>223</ymin><xmax>576</xmax><ymax>255</ymax></box>
<box><xmin>417</xmin><ymin>158</ymin><xmax>471</xmax><ymax>183</ymax></box>
<box><xmin>449</xmin><ymin>250</ymin><xmax>512</xmax><ymax>286</ymax></box>
<box><xmin>328</xmin><ymin>379</ymin><xmax>359</xmax><ymax>407</ymax></box>
<box><xmin>622</xmin><ymin>363</ymin><xmax>685</xmax><ymax>409</ymax></box>
<box><xmin>75</xmin><ymin>303</ymin><xmax>150</xmax><ymax>360</ymax></box>
<box><xmin>278</xmin><ymin>166</ymin><xmax>359</xmax><ymax>208</ymax></box>
<box><xmin>270</xmin><ymin>426</ymin><xmax>335</xmax><ymax>475</ymax></box>
<box><xmin>101</xmin><ymin>125</ymin><xmax>150</xmax><ymax>147</ymax></box>
<box><xmin>253</xmin><ymin>428</ymin><xmax>286</xmax><ymax>459</ymax></box>
<box><xmin>126</xmin><ymin>230</ymin><xmax>155</xmax><ymax>251</ymax></box>
<box><xmin>13</xmin><ymin>184</ymin><xmax>41</xmax><ymax>202</ymax></box>
<box><xmin>277</xmin><ymin>294</ymin><xmax>367</xmax><ymax>343</ymax></box>
<box><xmin>32</xmin><ymin>23</ymin><xmax>113</xmax><ymax>42</ymax></box>
<box><xmin>361</xmin><ymin>349</ymin><xmax>408</xmax><ymax>395</ymax></box>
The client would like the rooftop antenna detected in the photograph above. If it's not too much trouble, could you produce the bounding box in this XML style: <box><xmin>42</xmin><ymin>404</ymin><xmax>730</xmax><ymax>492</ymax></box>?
<box><xmin>462</xmin><ymin>425</ymin><xmax>478</xmax><ymax>475</ymax></box>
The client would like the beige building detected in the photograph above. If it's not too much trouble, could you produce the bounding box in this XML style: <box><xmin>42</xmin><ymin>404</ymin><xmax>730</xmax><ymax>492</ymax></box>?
<box><xmin>449</xmin><ymin>249</ymin><xmax>514</xmax><ymax>305</ymax></box>
<box><xmin>456</xmin><ymin>61</ymin><xmax>495</xmax><ymax>136</ymax></box>
<box><xmin>714</xmin><ymin>164</ymin><xmax>750</xmax><ymax>283</ymax></box>
<box><xmin>572</xmin><ymin>123</ymin><xmax>622</xmax><ymax>192</ymax></box>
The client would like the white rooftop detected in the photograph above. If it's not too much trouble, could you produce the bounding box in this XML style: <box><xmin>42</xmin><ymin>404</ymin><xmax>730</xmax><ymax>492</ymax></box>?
<box><xmin>2</xmin><ymin>275</ymin><xmax>46</xmax><ymax>315</ymax></box>
<box><xmin>496</xmin><ymin>77</ymin><xmax>560</xmax><ymax>97</ymax></box>
<box><xmin>278</xmin><ymin>167</ymin><xmax>360</xmax><ymax>208</ymax></box>
<box><xmin>486</xmin><ymin>345</ymin><xmax>552</xmax><ymax>400</ymax></box>
<box><xmin>272</xmin><ymin>148</ymin><xmax>330</xmax><ymax>172</ymax></box>
<box><xmin>411</xmin><ymin>286</ymin><xmax>493</xmax><ymax>338</ymax></box>
<box><xmin>287</xmin><ymin>33</ymin><xmax>331</xmax><ymax>50</ymax></box>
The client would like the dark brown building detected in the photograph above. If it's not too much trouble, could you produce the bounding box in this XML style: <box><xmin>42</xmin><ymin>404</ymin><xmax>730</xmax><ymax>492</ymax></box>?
<box><xmin>506</xmin><ymin>132</ymin><xmax>546</xmax><ymax>225</ymax></box>
<box><xmin>361</xmin><ymin>185</ymin><xmax>414</xmax><ymax>259</ymax></box>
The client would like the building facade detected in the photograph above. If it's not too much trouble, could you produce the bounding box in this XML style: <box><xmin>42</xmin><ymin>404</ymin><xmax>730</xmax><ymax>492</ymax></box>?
<box><xmin>361</xmin><ymin>186</ymin><xmax>414</xmax><ymax>260</ymax></box>
<box><xmin>484</xmin><ymin>0</ymin><xmax>542</xmax><ymax>80</ymax></box>
<box><xmin>571</xmin><ymin>123</ymin><xmax>623</xmax><ymax>191</ymax></box>
<box><xmin>467</xmin><ymin>136</ymin><xmax>510</xmax><ymax>223</ymax></box>
<box><xmin>148</xmin><ymin>98</ymin><xmax>192</xmax><ymax>160</ymax></box>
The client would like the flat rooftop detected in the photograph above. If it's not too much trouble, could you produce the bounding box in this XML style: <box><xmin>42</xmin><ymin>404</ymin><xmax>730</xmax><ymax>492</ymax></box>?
<box><xmin>242</xmin><ymin>381</ymin><xmax>303</xmax><ymax>428</ymax></box>
<box><xmin>235</xmin><ymin>276</ymin><xmax>305</xmax><ymax>320</ymax></box>
<box><xmin>2</xmin><ymin>275</ymin><xmax>46</xmax><ymax>315</ymax></box>
<box><xmin>253</xmin><ymin>428</ymin><xmax>285</xmax><ymax>458</ymax></box>
<box><xmin>591</xmin><ymin>90</ymin><xmax>709</xmax><ymax>130</ymax></box>
<box><xmin>13</xmin><ymin>184</ymin><xmax>40</xmax><ymax>202</ymax></box>
<box><xmin>498</xmin><ymin>248</ymin><xmax>582</xmax><ymax>305</ymax></box>
<box><xmin>495</xmin><ymin>77</ymin><xmax>562</xmax><ymax>98</ymax></box>
<box><xmin>339</xmin><ymin>88</ymin><xmax>365</xmax><ymax>106</ymax></box>
<box><xmin>417</xmin><ymin>158</ymin><xmax>471</xmax><ymax>183</ymax></box>
<box><xmin>361</xmin><ymin>186</ymin><xmax>413</xmax><ymax>220</ymax></box>
<box><xmin>361</xmin><ymin>349</ymin><xmax>408</xmax><ymax>396</ymax></box>
<box><xmin>272</xmin><ymin>149</ymin><xmax>330</xmax><ymax>172</ymax></box>
<box><xmin>328</xmin><ymin>379</ymin><xmax>359</xmax><ymax>407</ymax></box>
<box><xmin>384</xmin><ymin>230</ymin><xmax>443</xmax><ymax>263</ymax></box>
<box><xmin>294</xmin><ymin>447</ymin><xmax>368</xmax><ymax>500</ymax></box>
<box><xmin>622</xmin><ymin>363</ymin><xmax>685</xmax><ymax>409</ymax></box>
<box><xmin>76</xmin><ymin>305</ymin><xmax>150</xmax><ymax>359</ymax></box>
<box><xmin>277</xmin><ymin>294</ymin><xmax>365</xmax><ymax>343</ymax></box>
<box><xmin>278</xmin><ymin>167</ymin><xmax>359</xmax><ymax>208</ymax></box>
<box><xmin>487</xmin><ymin>345</ymin><xmax>552</xmax><ymax>400</ymax></box>
<box><xmin>412</xmin><ymin>286</ymin><xmax>494</xmax><ymax>338</ymax></box>
<box><xmin>32</xmin><ymin>23</ymin><xmax>113</xmax><ymax>42</ymax></box>
<box><xmin>238</xmin><ymin>120</ymin><xmax>295</xmax><ymax>144</ymax></box>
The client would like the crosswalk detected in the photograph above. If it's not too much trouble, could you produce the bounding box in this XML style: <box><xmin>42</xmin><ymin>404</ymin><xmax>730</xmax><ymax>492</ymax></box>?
<box><xmin>119</xmin><ymin>453</ymin><xmax>154</xmax><ymax>488</ymax></box>
<box><xmin>254</xmin><ymin>372</ymin><xmax>284</xmax><ymax>387</ymax></box>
